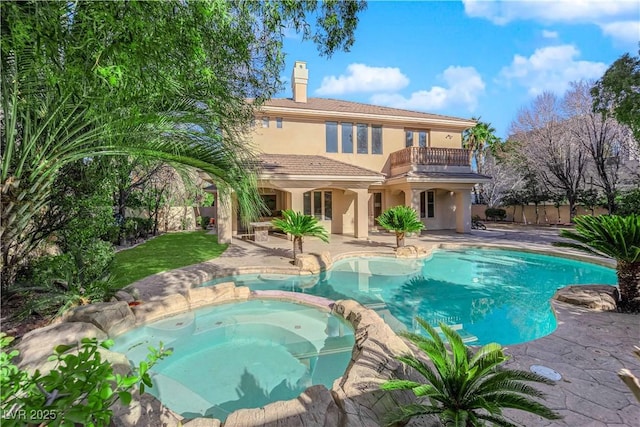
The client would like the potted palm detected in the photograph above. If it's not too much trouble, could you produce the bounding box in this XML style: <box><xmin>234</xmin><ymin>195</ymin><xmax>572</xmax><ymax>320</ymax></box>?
<box><xmin>553</xmin><ymin>214</ymin><xmax>640</xmax><ymax>311</ymax></box>
<box><xmin>271</xmin><ymin>210</ymin><xmax>329</xmax><ymax>259</ymax></box>
<box><xmin>376</xmin><ymin>205</ymin><xmax>424</xmax><ymax>248</ymax></box>
<box><xmin>381</xmin><ymin>318</ymin><xmax>561</xmax><ymax>426</ymax></box>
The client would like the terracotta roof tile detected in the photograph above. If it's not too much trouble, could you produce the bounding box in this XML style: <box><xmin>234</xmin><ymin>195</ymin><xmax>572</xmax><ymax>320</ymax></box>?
<box><xmin>260</xmin><ymin>154</ymin><xmax>384</xmax><ymax>178</ymax></box>
<box><xmin>260</xmin><ymin>97</ymin><xmax>473</xmax><ymax>122</ymax></box>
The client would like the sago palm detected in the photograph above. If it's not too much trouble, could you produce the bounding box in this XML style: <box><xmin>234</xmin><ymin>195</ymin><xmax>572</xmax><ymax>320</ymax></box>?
<box><xmin>381</xmin><ymin>319</ymin><xmax>561</xmax><ymax>427</ymax></box>
<box><xmin>554</xmin><ymin>214</ymin><xmax>640</xmax><ymax>309</ymax></box>
<box><xmin>1</xmin><ymin>54</ymin><xmax>263</xmax><ymax>289</ymax></box>
<box><xmin>376</xmin><ymin>205</ymin><xmax>424</xmax><ymax>248</ymax></box>
<box><xmin>271</xmin><ymin>210</ymin><xmax>329</xmax><ymax>259</ymax></box>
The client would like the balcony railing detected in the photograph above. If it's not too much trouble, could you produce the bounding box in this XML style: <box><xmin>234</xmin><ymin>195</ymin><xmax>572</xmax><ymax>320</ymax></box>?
<box><xmin>389</xmin><ymin>147</ymin><xmax>470</xmax><ymax>167</ymax></box>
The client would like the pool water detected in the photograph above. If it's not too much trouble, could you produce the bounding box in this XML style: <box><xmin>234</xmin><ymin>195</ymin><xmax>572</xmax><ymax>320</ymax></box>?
<box><xmin>204</xmin><ymin>248</ymin><xmax>617</xmax><ymax>345</ymax></box>
<box><xmin>112</xmin><ymin>300</ymin><xmax>354</xmax><ymax>421</ymax></box>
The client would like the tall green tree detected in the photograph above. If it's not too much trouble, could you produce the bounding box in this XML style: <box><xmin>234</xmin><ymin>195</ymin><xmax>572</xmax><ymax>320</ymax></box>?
<box><xmin>463</xmin><ymin>118</ymin><xmax>502</xmax><ymax>174</ymax></box>
<box><xmin>554</xmin><ymin>214</ymin><xmax>640</xmax><ymax>310</ymax></box>
<box><xmin>0</xmin><ymin>0</ymin><xmax>366</xmax><ymax>289</ymax></box>
<box><xmin>381</xmin><ymin>319</ymin><xmax>561</xmax><ymax>426</ymax></box>
<box><xmin>272</xmin><ymin>210</ymin><xmax>329</xmax><ymax>259</ymax></box>
<box><xmin>376</xmin><ymin>205</ymin><xmax>424</xmax><ymax>248</ymax></box>
<box><xmin>591</xmin><ymin>50</ymin><xmax>640</xmax><ymax>146</ymax></box>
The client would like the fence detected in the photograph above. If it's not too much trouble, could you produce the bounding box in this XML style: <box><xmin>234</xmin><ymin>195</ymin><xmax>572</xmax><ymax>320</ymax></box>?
<box><xmin>471</xmin><ymin>204</ymin><xmax>609</xmax><ymax>225</ymax></box>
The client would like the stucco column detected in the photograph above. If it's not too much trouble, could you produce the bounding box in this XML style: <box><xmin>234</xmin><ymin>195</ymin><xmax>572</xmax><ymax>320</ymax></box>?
<box><xmin>290</xmin><ymin>190</ymin><xmax>305</xmax><ymax>213</ymax></box>
<box><xmin>354</xmin><ymin>189</ymin><xmax>369</xmax><ymax>239</ymax></box>
<box><xmin>216</xmin><ymin>190</ymin><xmax>232</xmax><ymax>244</ymax></box>
<box><xmin>455</xmin><ymin>190</ymin><xmax>471</xmax><ymax>233</ymax></box>
<box><xmin>403</xmin><ymin>187</ymin><xmax>421</xmax><ymax>213</ymax></box>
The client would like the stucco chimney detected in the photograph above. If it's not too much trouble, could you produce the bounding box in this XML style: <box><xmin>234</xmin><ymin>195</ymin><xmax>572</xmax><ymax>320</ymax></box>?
<box><xmin>291</xmin><ymin>61</ymin><xmax>308</xmax><ymax>103</ymax></box>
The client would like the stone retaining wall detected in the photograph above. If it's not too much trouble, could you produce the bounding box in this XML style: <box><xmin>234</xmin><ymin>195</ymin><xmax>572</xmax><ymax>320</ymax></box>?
<box><xmin>14</xmin><ymin>283</ymin><xmax>436</xmax><ymax>427</ymax></box>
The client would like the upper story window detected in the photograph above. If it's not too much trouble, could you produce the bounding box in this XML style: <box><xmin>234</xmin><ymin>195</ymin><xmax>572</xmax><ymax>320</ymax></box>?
<box><xmin>341</xmin><ymin>123</ymin><xmax>353</xmax><ymax>153</ymax></box>
<box><xmin>372</xmin><ymin>125</ymin><xmax>383</xmax><ymax>154</ymax></box>
<box><xmin>276</xmin><ymin>117</ymin><xmax>283</xmax><ymax>128</ymax></box>
<box><xmin>357</xmin><ymin>123</ymin><xmax>368</xmax><ymax>154</ymax></box>
<box><xmin>419</xmin><ymin>131</ymin><xmax>428</xmax><ymax>147</ymax></box>
<box><xmin>262</xmin><ymin>117</ymin><xmax>269</xmax><ymax>128</ymax></box>
<box><xmin>326</xmin><ymin>121</ymin><xmax>338</xmax><ymax>153</ymax></box>
<box><xmin>405</xmin><ymin>131</ymin><xmax>413</xmax><ymax>147</ymax></box>
<box><xmin>405</xmin><ymin>129</ymin><xmax>430</xmax><ymax>147</ymax></box>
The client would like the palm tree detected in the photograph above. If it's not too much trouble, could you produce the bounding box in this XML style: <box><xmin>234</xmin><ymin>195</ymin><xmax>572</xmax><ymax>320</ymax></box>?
<box><xmin>376</xmin><ymin>206</ymin><xmax>424</xmax><ymax>248</ymax></box>
<box><xmin>271</xmin><ymin>210</ymin><xmax>329</xmax><ymax>259</ymax></box>
<box><xmin>1</xmin><ymin>55</ymin><xmax>263</xmax><ymax>289</ymax></box>
<box><xmin>381</xmin><ymin>318</ymin><xmax>561</xmax><ymax>427</ymax></box>
<box><xmin>553</xmin><ymin>214</ymin><xmax>640</xmax><ymax>309</ymax></box>
<box><xmin>462</xmin><ymin>118</ymin><xmax>501</xmax><ymax>174</ymax></box>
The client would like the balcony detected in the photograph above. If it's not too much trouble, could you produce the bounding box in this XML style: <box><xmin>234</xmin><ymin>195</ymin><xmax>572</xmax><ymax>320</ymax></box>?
<box><xmin>389</xmin><ymin>147</ymin><xmax>470</xmax><ymax>168</ymax></box>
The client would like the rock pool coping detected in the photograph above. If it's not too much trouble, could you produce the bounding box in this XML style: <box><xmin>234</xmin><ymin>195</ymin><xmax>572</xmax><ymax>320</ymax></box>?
<box><xmin>15</xmin><ymin>283</ymin><xmax>434</xmax><ymax>427</ymax></box>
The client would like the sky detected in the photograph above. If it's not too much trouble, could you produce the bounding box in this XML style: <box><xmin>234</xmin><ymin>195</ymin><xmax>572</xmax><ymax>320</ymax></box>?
<box><xmin>276</xmin><ymin>0</ymin><xmax>640</xmax><ymax>139</ymax></box>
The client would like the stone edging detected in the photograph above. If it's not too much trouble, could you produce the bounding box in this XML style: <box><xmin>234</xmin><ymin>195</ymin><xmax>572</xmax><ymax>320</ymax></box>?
<box><xmin>14</xmin><ymin>284</ymin><xmax>428</xmax><ymax>427</ymax></box>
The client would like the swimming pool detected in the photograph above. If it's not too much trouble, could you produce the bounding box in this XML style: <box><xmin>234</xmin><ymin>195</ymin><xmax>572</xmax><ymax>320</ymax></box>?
<box><xmin>204</xmin><ymin>248</ymin><xmax>617</xmax><ymax>345</ymax></box>
<box><xmin>111</xmin><ymin>299</ymin><xmax>354</xmax><ymax>421</ymax></box>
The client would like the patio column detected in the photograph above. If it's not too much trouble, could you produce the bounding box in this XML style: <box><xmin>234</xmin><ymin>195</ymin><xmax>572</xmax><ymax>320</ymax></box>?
<box><xmin>216</xmin><ymin>190</ymin><xmax>232</xmax><ymax>244</ymax></box>
<box><xmin>354</xmin><ymin>189</ymin><xmax>369</xmax><ymax>239</ymax></box>
<box><xmin>290</xmin><ymin>189</ymin><xmax>306</xmax><ymax>213</ymax></box>
<box><xmin>455</xmin><ymin>190</ymin><xmax>471</xmax><ymax>233</ymax></box>
<box><xmin>404</xmin><ymin>187</ymin><xmax>421</xmax><ymax>213</ymax></box>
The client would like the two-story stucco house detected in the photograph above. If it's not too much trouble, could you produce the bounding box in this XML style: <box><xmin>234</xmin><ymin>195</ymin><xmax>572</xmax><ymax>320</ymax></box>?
<box><xmin>215</xmin><ymin>61</ymin><xmax>489</xmax><ymax>243</ymax></box>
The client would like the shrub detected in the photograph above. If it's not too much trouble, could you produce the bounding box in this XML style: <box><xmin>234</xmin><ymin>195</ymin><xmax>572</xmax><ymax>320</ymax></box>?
<box><xmin>0</xmin><ymin>333</ymin><xmax>171</xmax><ymax>426</ymax></box>
<box><xmin>616</xmin><ymin>188</ymin><xmax>640</xmax><ymax>216</ymax></box>
<box><xmin>485</xmin><ymin>207</ymin><xmax>506</xmax><ymax>221</ymax></box>
<box><xmin>199</xmin><ymin>216</ymin><xmax>210</xmax><ymax>230</ymax></box>
<box><xmin>376</xmin><ymin>205</ymin><xmax>424</xmax><ymax>248</ymax></box>
<box><xmin>381</xmin><ymin>319</ymin><xmax>561</xmax><ymax>426</ymax></box>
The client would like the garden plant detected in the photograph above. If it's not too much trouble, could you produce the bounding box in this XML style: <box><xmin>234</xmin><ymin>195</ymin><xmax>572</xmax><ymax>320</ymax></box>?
<box><xmin>377</xmin><ymin>206</ymin><xmax>424</xmax><ymax>248</ymax></box>
<box><xmin>381</xmin><ymin>318</ymin><xmax>561</xmax><ymax>426</ymax></box>
<box><xmin>272</xmin><ymin>210</ymin><xmax>329</xmax><ymax>259</ymax></box>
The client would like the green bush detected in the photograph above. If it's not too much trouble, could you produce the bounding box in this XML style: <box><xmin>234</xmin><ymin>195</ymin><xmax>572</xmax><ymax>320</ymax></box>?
<box><xmin>199</xmin><ymin>216</ymin><xmax>211</xmax><ymax>230</ymax></box>
<box><xmin>11</xmin><ymin>241</ymin><xmax>115</xmax><ymax>319</ymax></box>
<box><xmin>0</xmin><ymin>333</ymin><xmax>171</xmax><ymax>426</ymax></box>
<box><xmin>485</xmin><ymin>207</ymin><xmax>507</xmax><ymax>221</ymax></box>
<box><xmin>616</xmin><ymin>188</ymin><xmax>640</xmax><ymax>216</ymax></box>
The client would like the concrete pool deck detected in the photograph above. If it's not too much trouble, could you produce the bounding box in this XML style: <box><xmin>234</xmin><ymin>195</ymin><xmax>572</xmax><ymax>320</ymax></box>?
<box><xmin>126</xmin><ymin>224</ymin><xmax>639</xmax><ymax>426</ymax></box>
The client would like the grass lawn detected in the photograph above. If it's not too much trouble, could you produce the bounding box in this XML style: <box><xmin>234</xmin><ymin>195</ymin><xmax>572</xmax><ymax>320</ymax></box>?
<box><xmin>110</xmin><ymin>231</ymin><xmax>228</xmax><ymax>288</ymax></box>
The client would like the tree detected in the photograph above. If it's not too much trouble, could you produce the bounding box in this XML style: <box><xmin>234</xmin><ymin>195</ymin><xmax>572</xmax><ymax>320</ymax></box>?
<box><xmin>376</xmin><ymin>206</ymin><xmax>424</xmax><ymax>248</ymax></box>
<box><xmin>592</xmin><ymin>51</ymin><xmax>640</xmax><ymax>145</ymax></box>
<box><xmin>463</xmin><ymin>118</ymin><xmax>502</xmax><ymax>174</ymax></box>
<box><xmin>554</xmin><ymin>214</ymin><xmax>640</xmax><ymax>310</ymax></box>
<box><xmin>1</xmin><ymin>1</ymin><xmax>366</xmax><ymax>288</ymax></box>
<box><xmin>565</xmin><ymin>80</ymin><xmax>629</xmax><ymax>214</ymax></box>
<box><xmin>509</xmin><ymin>92</ymin><xmax>588</xmax><ymax>221</ymax></box>
<box><xmin>381</xmin><ymin>319</ymin><xmax>561</xmax><ymax>426</ymax></box>
<box><xmin>271</xmin><ymin>210</ymin><xmax>329</xmax><ymax>260</ymax></box>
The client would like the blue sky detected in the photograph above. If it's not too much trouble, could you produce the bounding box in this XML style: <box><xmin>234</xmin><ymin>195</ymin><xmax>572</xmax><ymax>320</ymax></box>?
<box><xmin>277</xmin><ymin>0</ymin><xmax>639</xmax><ymax>138</ymax></box>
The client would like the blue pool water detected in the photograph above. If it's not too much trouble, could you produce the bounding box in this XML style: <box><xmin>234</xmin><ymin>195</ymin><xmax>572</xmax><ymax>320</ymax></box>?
<box><xmin>204</xmin><ymin>248</ymin><xmax>617</xmax><ymax>345</ymax></box>
<box><xmin>112</xmin><ymin>300</ymin><xmax>354</xmax><ymax>421</ymax></box>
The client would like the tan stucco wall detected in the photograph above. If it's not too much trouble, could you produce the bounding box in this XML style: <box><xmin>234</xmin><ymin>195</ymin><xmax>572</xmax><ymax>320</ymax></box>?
<box><xmin>252</xmin><ymin>117</ymin><xmax>464</xmax><ymax>173</ymax></box>
<box><xmin>471</xmin><ymin>204</ymin><xmax>609</xmax><ymax>224</ymax></box>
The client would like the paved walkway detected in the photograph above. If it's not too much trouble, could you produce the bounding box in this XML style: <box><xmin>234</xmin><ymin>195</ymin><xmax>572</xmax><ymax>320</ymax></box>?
<box><xmin>127</xmin><ymin>225</ymin><xmax>639</xmax><ymax>426</ymax></box>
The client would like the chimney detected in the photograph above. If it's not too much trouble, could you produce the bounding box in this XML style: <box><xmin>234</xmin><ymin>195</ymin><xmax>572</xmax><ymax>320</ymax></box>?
<box><xmin>291</xmin><ymin>61</ymin><xmax>308</xmax><ymax>103</ymax></box>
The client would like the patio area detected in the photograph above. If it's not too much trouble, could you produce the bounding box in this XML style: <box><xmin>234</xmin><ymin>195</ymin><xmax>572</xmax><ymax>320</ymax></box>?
<box><xmin>125</xmin><ymin>224</ymin><xmax>639</xmax><ymax>426</ymax></box>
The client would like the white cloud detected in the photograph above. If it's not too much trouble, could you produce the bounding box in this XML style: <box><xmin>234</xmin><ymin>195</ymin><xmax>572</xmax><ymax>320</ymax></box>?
<box><xmin>542</xmin><ymin>30</ymin><xmax>559</xmax><ymax>39</ymax></box>
<box><xmin>499</xmin><ymin>45</ymin><xmax>607</xmax><ymax>96</ymax></box>
<box><xmin>600</xmin><ymin>20</ymin><xmax>640</xmax><ymax>44</ymax></box>
<box><xmin>462</xmin><ymin>0</ymin><xmax>639</xmax><ymax>44</ymax></box>
<box><xmin>370</xmin><ymin>66</ymin><xmax>485</xmax><ymax>112</ymax></box>
<box><xmin>315</xmin><ymin>63</ymin><xmax>409</xmax><ymax>95</ymax></box>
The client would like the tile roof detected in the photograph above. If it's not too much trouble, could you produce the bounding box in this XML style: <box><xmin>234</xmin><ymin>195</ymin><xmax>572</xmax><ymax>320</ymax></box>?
<box><xmin>260</xmin><ymin>98</ymin><xmax>473</xmax><ymax>123</ymax></box>
<box><xmin>260</xmin><ymin>154</ymin><xmax>384</xmax><ymax>178</ymax></box>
